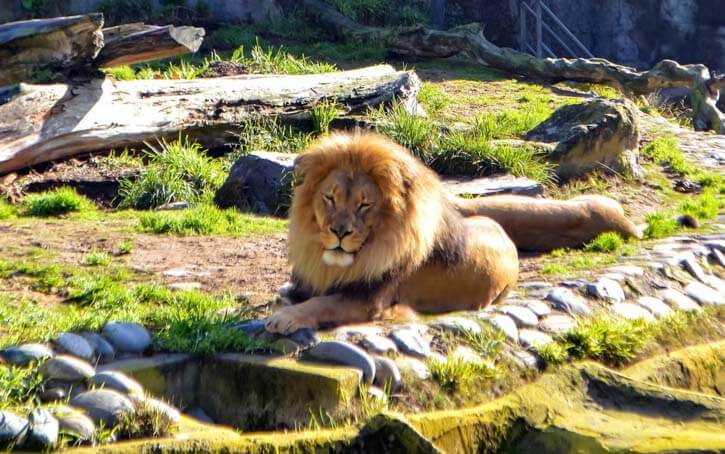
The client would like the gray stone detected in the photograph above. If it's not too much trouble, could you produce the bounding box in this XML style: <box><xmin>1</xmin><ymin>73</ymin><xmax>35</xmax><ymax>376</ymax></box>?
<box><xmin>234</xmin><ymin>320</ymin><xmax>266</xmax><ymax>337</ymax></box>
<box><xmin>684</xmin><ymin>281</ymin><xmax>724</xmax><ymax>306</ymax></box>
<box><xmin>360</xmin><ymin>334</ymin><xmax>398</xmax><ymax>354</ymax></box>
<box><xmin>546</xmin><ymin>287</ymin><xmax>592</xmax><ymax>316</ymax></box>
<box><xmin>702</xmin><ymin>275</ymin><xmax>725</xmax><ymax>294</ymax></box>
<box><xmin>510</xmin><ymin>349</ymin><xmax>540</xmax><ymax>370</ymax></box>
<box><xmin>40</xmin><ymin>387</ymin><xmax>67</xmax><ymax>403</ymax></box>
<box><xmin>611</xmin><ymin>303</ymin><xmax>656</xmax><ymax>322</ymax></box>
<box><xmin>540</xmin><ymin>314</ymin><xmax>576</xmax><ymax>334</ymax></box>
<box><xmin>305</xmin><ymin>341</ymin><xmax>376</xmax><ymax>383</ymax></box>
<box><xmin>289</xmin><ymin>328</ymin><xmax>320</xmax><ymax>348</ymax></box>
<box><xmin>636</xmin><ymin>297</ymin><xmax>673</xmax><ymax>318</ymax></box>
<box><xmin>518</xmin><ymin>281</ymin><xmax>551</xmax><ymax>290</ymax></box>
<box><xmin>0</xmin><ymin>411</ymin><xmax>28</xmax><ymax>449</ymax></box>
<box><xmin>680</xmin><ymin>254</ymin><xmax>707</xmax><ymax>282</ymax></box>
<box><xmin>518</xmin><ymin>329</ymin><xmax>552</xmax><ymax>349</ymax></box>
<box><xmin>660</xmin><ymin>288</ymin><xmax>701</xmax><ymax>311</ymax></box>
<box><xmin>390</xmin><ymin>328</ymin><xmax>431</xmax><ymax>358</ymax></box>
<box><xmin>705</xmin><ymin>239</ymin><xmax>725</xmax><ymax>252</ymax></box>
<box><xmin>102</xmin><ymin>322</ymin><xmax>152</xmax><ymax>354</ymax></box>
<box><xmin>366</xmin><ymin>386</ymin><xmax>388</xmax><ymax>403</ymax></box>
<box><xmin>431</xmin><ymin>316</ymin><xmax>482</xmax><ymax>335</ymax></box>
<box><xmin>39</xmin><ymin>355</ymin><xmax>95</xmax><ymax>382</ymax></box>
<box><xmin>586</xmin><ymin>278</ymin><xmax>625</xmax><ymax>302</ymax></box>
<box><xmin>451</xmin><ymin>346</ymin><xmax>485</xmax><ymax>365</ymax></box>
<box><xmin>498</xmin><ymin>305</ymin><xmax>539</xmax><ymax>327</ymax></box>
<box><xmin>80</xmin><ymin>332</ymin><xmax>115</xmax><ymax>364</ymax></box>
<box><xmin>606</xmin><ymin>265</ymin><xmax>644</xmax><ymax>277</ymax></box>
<box><xmin>489</xmin><ymin>315</ymin><xmax>519</xmax><ymax>342</ymax></box>
<box><xmin>373</xmin><ymin>356</ymin><xmax>402</xmax><ymax>391</ymax></box>
<box><xmin>139</xmin><ymin>397</ymin><xmax>181</xmax><ymax>423</ymax></box>
<box><xmin>69</xmin><ymin>389</ymin><xmax>135</xmax><ymax>426</ymax></box>
<box><xmin>157</xmin><ymin>201</ymin><xmax>189</xmax><ymax>210</ymax></box>
<box><xmin>26</xmin><ymin>408</ymin><xmax>58</xmax><ymax>450</ymax></box>
<box><xmin>0</xmin><ymin>343</ymin><xmax>53</xmax><ymax>366</ymax></box>
<box><xmin>521</xmin><ymin>300</ymin><xmax>551</xmax><ymax>317</ymax></box>
<box><xmin>52</xmin><ymin>406</ymin><xmax>94</xmax><ymax>442</ymax></box>
<box><xmin>89</xmin><ymin>370</ymin><xmax>144</xmax><ymax>395</ymax></box>
<box><xmin>710</xmin><ymin>248</ymin><xmax>725</xmax><ymax>267</ymax></box>
<box><xmin>214</xmin><ymin>151</ymin><xmax>296</xmax><ymax>215</ymax></box>
<box><xmin>394</xmin><ymin>356</ymin><xmax>430</xmax><ymax>380</ymax></box>
<box><xmin>270</xmin><ymin>338</ymin><xmax>300</xmax><ymax>355</ymax></box>
<box><xmin>168</xmin><ymin>282</ymin><xmax>202</xmax><ymax>291</ymax></box>
<box><xmin>442</xmin><ymin>174</ymin><xmax>543</xmax><ymax>198</ymax></box>
<box><xmin>55</xmin><ymin>333</ymin><xmax>94</xmax><ymax>361</ymax></box>
<box><xmin>526</xmin><ymin>98</ymin><xmax>641</xmax><ymax>179</ymax></box>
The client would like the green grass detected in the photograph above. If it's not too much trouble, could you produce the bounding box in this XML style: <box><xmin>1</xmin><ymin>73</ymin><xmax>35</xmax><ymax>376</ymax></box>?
<box><xmin>0</xmin><ymin>363</ymin><xmax>43</xmax><ymax>410</ymax></box>
<box><xmin>678</xmin><ymin>189</ymin><xmax>721</xmax><ymax>220</ymax></box>
<box><xmin>0</xmin><ymin>199</ymin><xmax>16</xmax><ymax>220</ymax></box>
<box><xmin>643</xmin><ymin>211</ymin><xmax>680</xmax><ymax>239</ymax></box>
<box><xmin>427</xmin><ymin>355</ymin><xmax>491</xmax><ymax>392</ymax></box>
<box><xmin>103</xmin><ymin>65</ymin><xmax>137</xmax><ymax>80</ymax></box>
<box><xmin>641</xmin><ymin>136</ymin><xmax>696</xmax><ymax>176</ymax></box>
<box><xmin>371</xmin><ymin>102</ymin><xmax>438</xmax><ymax>160</ymax></box>
<box><xmin>470</xmin><ymin>95</ymin><xmax>553</xmax><ymax>140</ymax></box>
<box><xmin>118</xmin><ymin>135</ymin><xmax>225</xmax><ymax>210</ymax></box>
<box><xmin>227</xmin><ymin>43</ymin><xmax>337</xmax><ymax>75</ymax></box>
<box><xmin>583</xmin><ymin>232</ymin><xmax>626</xmax><ymax>253</ymax></box>
<box><xmin>137</xmin><ymin>204</ymin><xmax>287</xmax><ymax>236</ymax></box>
<box><xmin>115</xmin><ymin>399</ymin><xmax>178</xmax><ymax>440</ymax></box>
<box><xmin>541</xmin><ymin>251</ymin><xmax>618</xmax><ymax>275</ymax></box>
<box><xmin>418</xmin><ymin>82</ymin><xmax>450</xmax><ymax>118</ymax></box>
<box><xmin>462</xmin><ymin>322</ymin><xmax>505</xmax><ymax>359</ymax></box>
<box><xmin>310</xmin><ymin>99</ymin><xmax>343</xmax><ymax>135</ymax></box>
<box><xmin>234</xmin><ymin>116</ymin><xmax>313</xmax><ymax>156</ymax></box>
<box><xmin>117</xmin><ymin>241</ymin><xmax>133</xmax><ymax>255</ymax></box>
<box><xmin>80</xmin><ymin>249</ymin><xmax>113</xmax><ymax>267</ymax></box>
<box><xmin>23</xmin><ymin>187</ymin><xmax>95</xmax><ymax>217</ymax></box>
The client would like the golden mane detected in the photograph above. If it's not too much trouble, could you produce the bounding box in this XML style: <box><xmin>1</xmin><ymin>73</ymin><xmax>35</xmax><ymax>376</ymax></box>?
<box><xmin>288</xmin><ymin>132</ymin><xmax>446</xmax><ymax>293</ymax></box>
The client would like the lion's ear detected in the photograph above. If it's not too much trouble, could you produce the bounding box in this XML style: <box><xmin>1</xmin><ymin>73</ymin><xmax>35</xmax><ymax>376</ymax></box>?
<box><xmin>293</xmin><ymin>152</ymin><xmax>317</xmax><ymax>183</ymax></box>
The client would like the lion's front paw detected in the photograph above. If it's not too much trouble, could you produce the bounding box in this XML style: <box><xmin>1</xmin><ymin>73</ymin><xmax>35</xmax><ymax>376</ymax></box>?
<box><xmin>265</xmin><ymin>306</ymin><xmax>317</xmax><ymax>335</ymax></box>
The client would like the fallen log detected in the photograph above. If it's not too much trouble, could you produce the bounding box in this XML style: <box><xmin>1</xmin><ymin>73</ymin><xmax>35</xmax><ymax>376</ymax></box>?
<box><xmin>0</xmin><ymin>14</ymin><xmax>105</xmax><ymax>86</ymax></box>
<box><xmin>300</xmin><ymin>0</ymin><xmax>724</xmax><ymax>134</ymax></box>
<box><xmin>0</xmin><ymin>65</ymin><xmax>420</xmax><ymax>175</ymax></box>
<box><xmin>96</xmin><ymin>24</ymin><xmax>205</xmax><ymax>68</ymax></box>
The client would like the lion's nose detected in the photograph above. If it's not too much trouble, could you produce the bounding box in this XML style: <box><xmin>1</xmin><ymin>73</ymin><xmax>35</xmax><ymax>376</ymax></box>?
<box><xmin>330</xmin><ymin>225</ymin><xmax>352</xmax><ymax>239</ymax></box>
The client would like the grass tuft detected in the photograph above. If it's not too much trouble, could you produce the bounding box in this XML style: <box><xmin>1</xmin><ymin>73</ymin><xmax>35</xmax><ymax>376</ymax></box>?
<box><xmin>418</xmin><ymin>82</ymin><xmax>450</xmax><ymax>117</ymax></box>
<box><xmin>80</xmin><ymin>249</ymin><xmax>113</xmax><ymax>267</ymax></box>
<box><xmin>371</xmin><ymin>102</ymin><xmax>438</xmax><ymax>160</ymax></box>
<box><xmin>641</xmin><ymin>136</ymin><xmax>695</xmax><ymax>176</ymax></box>
<box><xmin>583</xmin><ymin>232</ymin><xmax>625</xmax><ymax>253</ymax></box>
<box><xmin>137</xmin><ymin>204</ymin><xmax>287</xmax><ymax>236</ymax></box>
<box><xmin>116</xmin><ymin>241</ymin><xmax>133</xmax><ymax>255</ymax></box>
<box><xmin>115</xmin><ymin>399</ymin><xmax>177</xmax><ymax>439</ymax></box>
<box><xmin>0</xmin><ymin>199</ymin><xmax>16</xmax><ymax>220</ymax></box>
<box><xmin>560</xmin><ymin>314</ymin><xmax>652</xmax><ymax>366</ymax></box>
<box><xmin>0</xmin><ymin>364</ymin><xmax>44</xmax><ymax>409</ymax></box>
<box><xmin>24</xmin><ymin>187</ymin><xmax>95</xmax><ymax>217</ymax></box>
<box><xmin>310</xmin><ymin>99</ymin><xmax>342</xmax><ymax>135</ymax></box>
<box><xmin>427</xmin><ymin>355</ymin><xmax>489</xmax><ymax>392</ymax></box>
<box><xmin>643</xmin><ymin>211</ymin><xmax>680</xmax><ymax>239</ymax></box>
<box><xmin>678</xmin><ymin>189</ymin><xmax>721</xmax><ymax>221</ymax></box>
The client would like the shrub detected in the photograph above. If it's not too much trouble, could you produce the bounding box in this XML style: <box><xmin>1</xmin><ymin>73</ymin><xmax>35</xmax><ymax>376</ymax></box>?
<box><xmin>118</xmin><ymin>136</ymin><xmax>225</xmax><ymax>209</ymax></box>
<box><xmin>24</xmin><ymin>187</ymin><xmax>94</xmax><ymax>216</ymax></box>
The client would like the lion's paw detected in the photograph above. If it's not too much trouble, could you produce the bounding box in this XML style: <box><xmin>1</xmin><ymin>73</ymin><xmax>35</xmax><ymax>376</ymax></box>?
<box><xmin>265</xmin><ymin>306</ymin><xmax>317</xmax><ymax>335</ymax></box>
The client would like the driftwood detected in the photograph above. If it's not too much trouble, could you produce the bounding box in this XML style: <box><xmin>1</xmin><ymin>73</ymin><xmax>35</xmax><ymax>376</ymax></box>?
<box><xmin>0</xmin><ymin>14</ymin><xmax>104</xmax><ymax>86</ymax></box>
<box><xmin>0</xmin><ymin>65</ymin><xmax>420</xmax><ymax>175</ymax></box>
<box><xmin>96</xmin><ymin>24</ymin><xmax>205</xmax><ymax>68</ymax></box>
<box><xmin>301</xmin><ymin>0</ymin><xmax>724</xmax><ymax>134</ymax></box>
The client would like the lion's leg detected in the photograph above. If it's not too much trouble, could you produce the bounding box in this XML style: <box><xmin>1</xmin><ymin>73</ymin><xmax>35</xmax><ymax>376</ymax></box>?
<box><xmin>265</xmin><ymin>294</ymin><xmax>381</xmax><ymax>334</ymax></box>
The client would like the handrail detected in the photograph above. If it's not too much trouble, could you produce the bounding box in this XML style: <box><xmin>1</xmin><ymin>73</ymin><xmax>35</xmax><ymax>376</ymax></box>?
<box><xmin>518</xmin><ymin>0</ymin><xmax>593</xmax><ymax>59</ymax></box>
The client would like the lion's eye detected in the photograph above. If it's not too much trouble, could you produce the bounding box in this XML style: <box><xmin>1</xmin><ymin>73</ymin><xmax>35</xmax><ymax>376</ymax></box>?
<box><xmin>358</xmin><ymin>202</ymin><xmax>371</xmax><ymax>212</ymax></box>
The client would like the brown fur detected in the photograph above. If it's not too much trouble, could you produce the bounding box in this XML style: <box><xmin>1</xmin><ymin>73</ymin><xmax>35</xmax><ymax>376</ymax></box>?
<box><xmin>455</xmin><ymin>194</ymin><xmax>642</xmax><ymax>252</ymax></box>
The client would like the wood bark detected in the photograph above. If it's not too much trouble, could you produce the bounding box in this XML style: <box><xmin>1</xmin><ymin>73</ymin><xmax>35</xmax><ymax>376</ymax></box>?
<box><xmin>301</xmin><ymin>0</ymin><xmax>724</xmax><ymax>134</ymax></box>
<box><xmin>0</xmin><ymin>65</ymin><xmax>420</xmax><ymax>175</ymax></box>
<box><xmin>0</xmin><ymin>14</ymin><xmax>104</xmax><ymax>86</ymax></box>
<box><xmin>96</xmin><ymin>25</ymin><xmax>205</xmax><ymax>68</ymax></box>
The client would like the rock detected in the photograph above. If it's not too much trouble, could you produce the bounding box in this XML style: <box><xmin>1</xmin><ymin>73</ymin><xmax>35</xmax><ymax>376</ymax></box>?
<box><xmin>39</xmin><ymin>355</ymin><xmax>95</xmax><ymax>382</ymax></box>
<box><xmin>611</xmin><ymin>303</ymin><xmax>656</xmax><ymax>322</ymax></box>
<box><xmin>710</xmin><ymin>248</ymin><xmax>725</xmax><ymax>267</ymax></box>
<box><xmin>636</xmin><ymin>297</ymin><xmax>673</xmax><ymax>319</ymax></box>
<box><xmin>451</xmin><ymin>346</ymin><xmax>484</xmax><ymax>365</ymax></box>
<box><xmin>442</xmin><ymin>174</ymin><xmax>543</xmax><ymax>197</ymax></box>
<box><xmin>40</xmin><ymin>387</ymin><xmax>67</xmax><ymax>403</ymax></box>
<box><xmin>518</xmin><ymin>281</ymin><xmax>551</xmax><ymax>290</ymax></box>
<box><xmin>26</xmin><ymin>408</ymin><xmax>58</xmax><ymax>450</ymax></box>
<box><xmin>705</xmin><ymin>239</ymin><xmax>725</xmax><ymax>251</ymax></box>
<box><xmin>586</xmin><ymin>277</ymin><xmax>625</xmax><ymax>302</ymax></box>
<box><xmin>659</xmin><ymin>288</ymin><xmax>701</xmax><ymax>311</ymax></box>
<box><xmin>373</xmin><ymin>357</ymin><xmax>402</xmax><ymax>391</ymax></box>
<box><xmin>55</xmin><ymin>332</ymin><xmax>95</xmax><ymax>361</ymax></box>
<box><xmin>546</xmin><ymin>287</ymin><xmax>592</xmax><ymax>316</ymax></box>
<box><xmin>162</xmin><ymin>268</ymin><xmax>210</xmax><ymax>278</ymax></box>
<box><xmin>89</xmin><ymin>370</ymin><xmax>144</xmax><ymax>395</ymax></box>
<box><xmin>498</xmin><ymin>305</ymin><xmax>539</xmax><ymax>327</ymax></box>
<box><xmin>489</xmin><ymin>315</ymin><xmax>519</xmax><ymax>342</ymax></box>
<box><xmin>270</xmin><ymin>338</ymin><xmax>300</xmax><ymax>355</ymax></box>
<box><xmin>69</xmin><ymin>389</ymin><xmax>135</xmax><ymax>426</ymax></box>
<box><xmin>0</xmin><ymin>343</ymin><xmax>53</xmax><ymax>366</ymax></box>
<box><xmin>289</xmin><ymin>328</ymin><xmax>320</xmax><ymax>348</ymax></box>
<box><xmin>305</xmin><ymin>341</ymin><xmax>376</xmax><ymax>383</ymax></box>
<box><xmin>361</xmin><ymin>334</ymin><xmax>398</xmax><ymax>354</ymax></box>
<box><xmin>168</xmin><ymin>282</ymin><xmax>202</xmax><ymax>291</ymax></box>
<box><xmin>138</xmin><ymin>397</ymin><xmax>181</xmax><ymax>423</ymax></box>
<box><xmin>606</xmin><ymin>265</ymin><xmax>644</xmax><ymax>277</ymax></box>
<box><xmin>509</xmin><ymin>349</ymin><xmax>540</xmax><ymax>370</ymax></box>
<box><xmin>366</xmin><ymin>386</ymin><xmax>388</xmax><ymax>403</ymax></box>
<box><xmin>0</xmin><ymin>411</ymin><xmax>28</xmax><ymax>449</ymax></box>
<box><xmin>702</xmin><ymin>275</ymin><xmax>725</xmax><ymax>294</ymax></box>
<box><xmin>684</xmin><ymin>282</ymin><xmax>724</xmax><ymax>306</ymax></box>
<box><xmin>680</xmin><ymin>254</ymin><xmax>707</xmax><ymax>282</ymax></box>
<box><xmin>80</xmin><ymin>332</ymin><xmax>115</xmax><ymax>364</ymax></box>
<box><xmin>102</xmin><ymin>322</ymin><xmax>152</xmax><ymax>354</ymax></box>
<box><xmin>518</xmin><ymin>330</ymin><xmax>552</xmax><ymax>349</ymax></box>
<box><xmin>540</xmin><ymin>314</ymin><xmax>577</xmax><ymax>334</ymax></box>
<box><xmin>52</xmin><ymin>406</ymin><xmax>95</xmax><ymax>442</ymax></box>
<box><xmin>389</xmin><ymin>328</ymin><xmax>431</xmax><ymax>358</ymax></box>
<box><xmin>521</xmin><ymin>300</ymin><xmax>551</xmax><ymax>317</ymax></box>
<box><xmin>394</xmin><ymin>356</ymin><xmax>430</xmax><ymax>380</ymax></box>
<box><xmin>234</xmin><ymin>320</ymin><xmax>266</xmax><ymax>337</ymax></box>
<box><xmin>185</xmin><ymin>407</ymin><xmax>214</xmax><ymax>424</ymax></box>
<box><xmin>526</xmin><ymin>98</ymin><xmax>641</xmax><ymax>179</ymax></box>
<box><xmin>214</xmin><ymin>151</ymin><xmax>296</xmax><ymax>215</ymax></box>
<box><xmin>157</xmin><ymin>201</ymin><xmax>189</xmax><ymax>210</ymax></box>
<box><xmin>430</xmin><ymin>316</ymin><xmax>482</xmax><ymax>335</ymax></box>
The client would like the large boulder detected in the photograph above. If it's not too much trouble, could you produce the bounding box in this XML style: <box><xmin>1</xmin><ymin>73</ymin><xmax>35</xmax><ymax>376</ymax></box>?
<box><xmin>526</xmin><ymin>99</ymin><xmax>641</xmax><ymax>179</ymax></box>
<box><xmin>214</xmin><ymin>151</ymin><xmax>295</xmax><ymax>215</ymax></box>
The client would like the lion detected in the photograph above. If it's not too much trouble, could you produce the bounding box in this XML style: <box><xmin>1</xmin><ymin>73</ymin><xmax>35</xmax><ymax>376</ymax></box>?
<box><xmin>264</xmin><ymin>132</ymin><xmax>640</xmax><ymax>334</ymax></box>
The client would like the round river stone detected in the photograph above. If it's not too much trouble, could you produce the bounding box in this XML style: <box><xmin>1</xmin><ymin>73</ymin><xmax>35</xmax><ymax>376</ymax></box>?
<box><xmin>305</xmin><ymin>341</ymin><xmax>375</xmax><ymax>383</ymax></box>
<box><xmin>102</xmin><ymin>322</ymin><xmax>152</xmax><ymax>354</ymax></box>
<box><xmin>39</xmin><ymin>355</ymin><xmax>95</xmax><ymax>382</ymax></box>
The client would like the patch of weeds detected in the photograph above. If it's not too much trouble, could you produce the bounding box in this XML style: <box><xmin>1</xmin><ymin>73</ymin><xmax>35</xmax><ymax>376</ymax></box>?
<box><xmin>310</xmin><ymin>99</ymin><xmax>343</xmax><ymax>135</ymax></box>
<box><xmin>118</xmin><ymin>135</ymin><xmax>225</xmax><ymax>209</ymax></box>
<box><xmin>0</xmin><ymin>364</ymin><xmax>43</xmax><ymax>409</ymax></box>
<box><xmin>651</xmin><ymin>307</ymin><xmax>724</xmax><ymax>351</ymax></box>
<box><xmin>358</xmin><ymin>384</ymin><xmax>389</xmax><ymax>419</ymax></box>
<box><xmin>116</xmin><ymin>241</ymin><xmax>133</xmax><ymax>255</ymax></box>
<box><xmin>541</xmin><ymin>252</ymin><xmax>617</xmax><ymax>275</ymax></box>
<box><xmin>418</xmin><ymin>82</ymin><xmax>450</xmax><ymax>117</ymax></box>
<box><xmin>103</xmin><ymin>65</ymin><xmax>137</xmax><ymax>81</ymax></box>
<box><xmin>463</xmin><ymin>323</ymin><xmax>505</xmax><ymax>359</ymax></box>
<box><xmin>532</xmin><ymin>342</ymin><xmax>568</xmax><ymax>365</ymax></box>
<box><xmin>234</xmin><ymin>116</ymin><xmax>312</xmax><ymax>157</ymax></box>
<box><xmin>137</xmin><ymin>204</ymin><xmax>287</xmax><ymax>236</ymax></box>
<box><xmin>23</xmin><ymin>187</ymin><xmax>95</xmax><ymax>217</ymax></box>
<box><xmin>0</xmin><ymin>261</ymin><xmax>66</xmax><ymax>293</ymax></box>
<box><xmin>371</xmin><ymin>101</ymin><xmax>438</xmax><ymax>160</ymax></box>
<box><xmin>641</xmin><ymin>136</ymin><xmax>695</xmax><ymax>176</ymax></box>
<box><xmin>0</xmin><ymin>199</ymin><xmax>16</xmax><ymax>220</ymax></box>
<box><xmin>228</xmin><ymin>43</ymin><xmax>337</xmax><ymax>75</ymax></box>
<box><xmin>80</xmin><ymin>249</ymin><xmax>112</xmax><ymax>267</ymax></box>
<box><xmin>427</xmin><ymin>355</ymin><xmax>491</xmax><ymax>392</ymax></box>
<box><xmin>583</xmin><ymin>232</ymin><xmax>625</xmax><ymax>253</ymax></box>
<box><xmin>471</xmin><ymin>94</ymin><xmax>554</xmax><ymax>139</ymax></box>
<box><xmin>115</xmin><ymin>399</ymin><xmax>177</xmax><ymax>439</ymax></box>
<box><xmin>561</xmin><ymin>314</ymin><xmax>652</xmax><ymax>366</ymax></box>
<box><xmin>98</xmin><ymin>148</ymin><xmax>144</xmax><ymax>169</ymax></box>
<box><xmin>678</xmin><ymin>189</ymin><xmax>721</xmax><ymax>221</ymax></box>
<box><xmin>639</xmin><ymin>91</ymin><xmax>693</xmax><ymax>129</ymax></box>
<box><xmin>162</xmin><ymin>59</ymin><xmax>208</xmax><ymax>80</ymax></box>
<box><xmin>643</xmin><ymin>211</ymin><xmax>679</xmax><ymax>239</ymax></box>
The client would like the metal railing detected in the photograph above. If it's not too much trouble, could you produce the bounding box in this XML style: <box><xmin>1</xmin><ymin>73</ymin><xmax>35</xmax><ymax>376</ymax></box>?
<box><xmin>518</xmin><ymin>0</ymin><xmax>593</xmax><ymax>59</ymax></box>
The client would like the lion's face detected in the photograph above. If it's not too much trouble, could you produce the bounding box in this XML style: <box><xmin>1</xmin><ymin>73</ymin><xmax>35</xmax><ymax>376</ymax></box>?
<box><xmin>312</xmin><ymin>169</ymin><xmax>382</xmax><ymax>267</ymax></box>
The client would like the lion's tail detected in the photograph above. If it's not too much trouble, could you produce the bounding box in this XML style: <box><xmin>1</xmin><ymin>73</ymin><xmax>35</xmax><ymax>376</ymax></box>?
<box><xmin>453</xmin><ymin>194</ymin><xmax>642</xmax><ymax>252</ymax></box>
